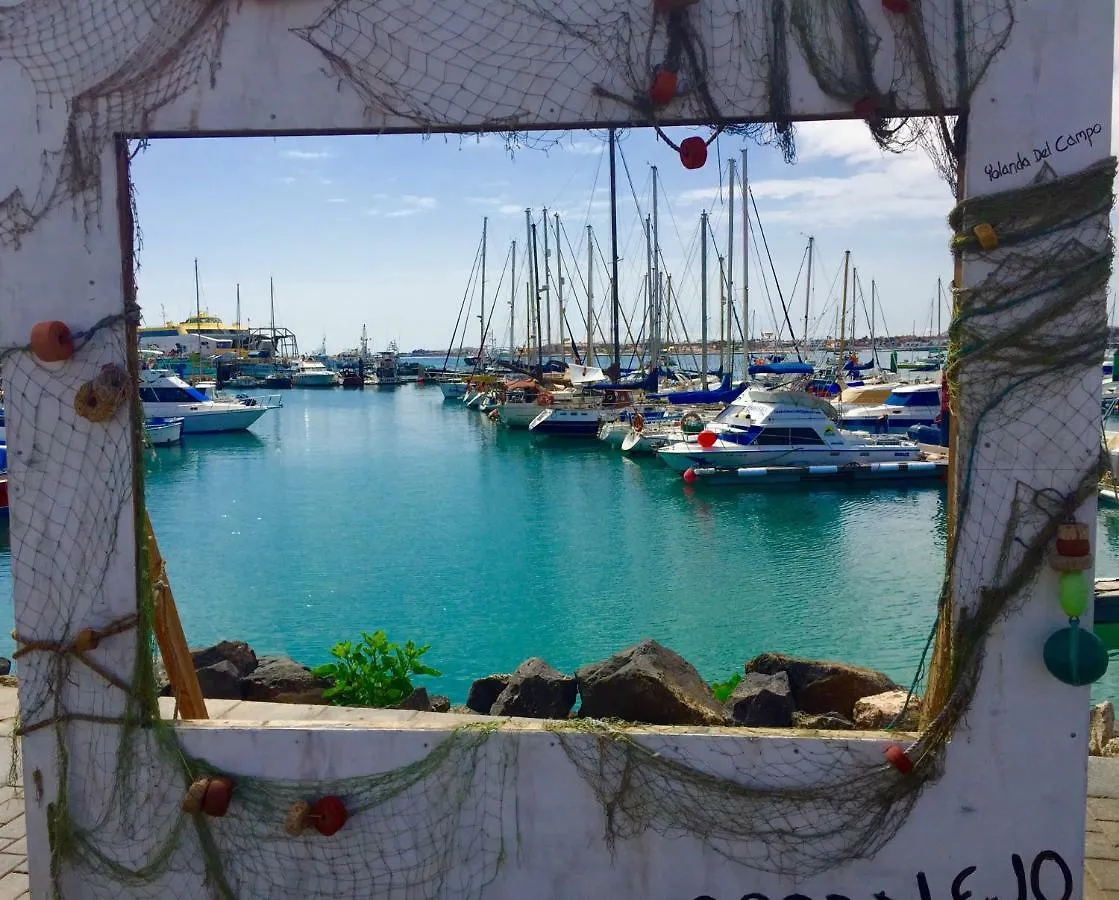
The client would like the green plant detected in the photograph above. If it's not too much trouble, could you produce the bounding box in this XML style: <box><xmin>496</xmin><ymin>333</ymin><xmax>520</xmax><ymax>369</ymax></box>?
<box><xmin>709</xmin><ymin>672</ymin><xmax>742</xmax><ymax>704</ymax></box>
<box><xmin>312</xmin><ymin>630</ymin><xmax>441</xmax><ymax>708</ymax></box>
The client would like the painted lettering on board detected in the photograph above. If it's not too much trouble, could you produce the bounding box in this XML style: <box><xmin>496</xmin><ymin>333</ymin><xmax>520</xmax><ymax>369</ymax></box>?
<box><xmin>692</xmin><ymin>849</ymin><xmax>1073</xmax><ymax>900</ymax></box>
<box><xmin>983</xmin><ymin>123</ymin><xmax>1104</xmax><ymax>181</ymax></box>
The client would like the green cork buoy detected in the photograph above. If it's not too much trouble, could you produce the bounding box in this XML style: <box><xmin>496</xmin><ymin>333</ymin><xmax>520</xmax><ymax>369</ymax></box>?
<box><xmin>1043</xmin><ymin>622</ymin><xmax>1109</xmax><ymax>686</ymax></box>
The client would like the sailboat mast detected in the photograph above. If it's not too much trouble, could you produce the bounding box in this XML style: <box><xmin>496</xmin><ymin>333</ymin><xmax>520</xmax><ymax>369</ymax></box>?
<box><xmin>524</xmin><ymin>209</ymin><xmax>534</xmax><ymax>362</ymax></box>
<box><xmin>719</xmin><ymin>255</ymin><xmax>726</xmax><ymax>374</ymax></box>
<box><xmin>701</xmin><ymin>210</ymin><xmax>709</xmax><ymax>386</ymax></box>
<box><xmin>609</xmin><ymin>128</ymin><xmax>621</xmax><ymax>374</ymax></box>
<box><xmin>741</xmin><ymin>148</ymin><xmax>750</xmax><ymax>370</ymax></box>
<box><xmin>804</xmin><ymin>236</ymin><xmax>814</xmax><ymax>347</ymax></box>
<box><xmin>726</xmin><ymin>157</ymin><xmax>735</xmax><ymax>377</ymax></box>
<box><xmin>480</xmin><ymin>216</ymin><xmax>488</xmax><ymax>358</ymax></box>
<box><xmin>555</xmin><ymin>213</ymin><xmax>565</xmax><ymax>363</ymax></box>
<box><xmin>838</xmin><ymin>250</ymin><xmax>851</xmax><ymax>381</ymax></box>
<box><xmin>851</xmin><ymin>267</ymin><xmax>858</xmax><ymax>350</ymax></box>
<box><xmin>510</xmin><ymin>240</ymin><xmax>517</xmax><ymax>358</ymax></box>
<box><xmin>193</xmin><ymin>258</ymin><xmax>201</xmax><ymax>378</ymax></box>
<box><xmin>871</xmin><ymin>280</ymin><xmax>878</xmax><ymax>367</ymax></box>
<box><xmin>235</xmin><ymin>284</ymin><xmax>241</xmax><ymax>330</ymax></box>
<box><xmin>645</xmin><ymin>216</ymin><xmax>653</xmax><ymax>367</ymax></box>
<box><xmin>586</xmin><ymin>225</ymin><xmax>594</xmax><ymax>367</ymax></box>
<box><xmin>937</xmin><ymin>276</ymin><xmax>942</xmax><ymax>340</ymax></box>
<box><xmin>651</xmin><ymin>165</ymin><xmax>661</xmax><ymax>373</ymax></box>
<box><xmin>542</xmin><ymin>206</ymin><xmax>552</xmax><ymax>355</ymax></box>
<box><xmin>531</xmin><ymin>223</ymin><xmax>543</xmax><ymax>378</ymax></box>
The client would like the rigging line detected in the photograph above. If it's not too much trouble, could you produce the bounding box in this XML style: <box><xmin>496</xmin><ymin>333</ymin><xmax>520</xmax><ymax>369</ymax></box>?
<box><xmin>480</xmin><ymin>243</ymin><xmax>515</xmax><ymax>349</ymax></box>
<box><xmin>748</xmin><ymin>186</ymin><xmax>801</xmax><ymax>360</ymax></box>
<box><xmin>705</xmin><ymin>216</ymin><xmax>744</xmax><ymax>348</ymax></box>
<box><xmin>445</xmin><ymin>231</ymin><xmax>485</xmax><ymax>372</ymax></box>
<box><xmin>592</xmin><ymin>228</ymin><xmax>641</xmax><ymax>356</ymax></box>
<box><xmin>749</xmin><ymin>228</ymin><xmax>784</xmax><ymax>343</ymax></box>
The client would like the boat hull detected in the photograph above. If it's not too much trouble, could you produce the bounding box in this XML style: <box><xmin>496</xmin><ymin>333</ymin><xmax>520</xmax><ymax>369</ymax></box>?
<box><xmin>529</xmin><ymin>408</ymin><xmax>618</xmax><ymax>436</ymax></box>
<box><xmin>292</xmin><ymin>374</ymin><xmax>339</xmax><ymax>387</ymax></box>
<box><xmin>499</xmin><ymin>401</ymin><xmax>546</xmax><ymax>429</ymax></box>
<box><xmin>657</xmin><ymin>443</ymin><xmax>922</xmax><ymax>473</ymax></box>
<box><xmin>142</xmin><ymin>403</ymin><xmax>268</xmax><ymax>434</ymax></box>
<box><xmin>839</xmin><ymin>412</ymin><xmax>938</xmax><ymax>434</ymax></box>
<box><xmin>145</xmin><ymin>418</ymin><xmax>184</xmax><ymax>445</ymax></box>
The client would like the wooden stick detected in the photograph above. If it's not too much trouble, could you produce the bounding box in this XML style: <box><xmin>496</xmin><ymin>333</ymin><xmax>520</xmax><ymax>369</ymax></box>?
<box><xmin>145</xmin><ymin>512</ymin><xmax>207</xmax><ymax>720</ymax></box>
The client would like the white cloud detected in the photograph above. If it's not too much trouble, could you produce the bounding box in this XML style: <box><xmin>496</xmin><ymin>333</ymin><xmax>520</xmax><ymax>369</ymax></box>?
<box><xmin>326</xmin><ymin>198</ymin><xmax>347</xmax><ymax>204</ymax></box>
<box><xmin>283</xmin><ymin>149</ymin><xmax>334</xmax><ymax>160</ymax></box>
<box><xmin>400</xmin><ymin>194</ymin><xmax>437</xmax><ymax>211</ymax></box>
<box><xmin>277</xmin><ymin>176</ymin><xmax>296</xmax><ymax>185</ymax></box>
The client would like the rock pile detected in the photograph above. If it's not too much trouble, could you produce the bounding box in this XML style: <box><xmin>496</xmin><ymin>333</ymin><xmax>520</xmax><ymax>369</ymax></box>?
<box><xmin>169</xmin><ymin>638</ymin><xmax>917</xmax><ymax>731</ymax></box>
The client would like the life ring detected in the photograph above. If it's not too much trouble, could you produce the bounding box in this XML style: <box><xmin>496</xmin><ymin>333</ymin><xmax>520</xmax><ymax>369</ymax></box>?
<box><xmin>538</xmin><ymin>392</ymin><xmax>554</xmax><ymax>407</ymax></box>
<box><xmin>632</xmin><ymin>413</ymin><xmax>645</xmax><ymax>432</ymax></box>
<box><xmin>604</xmin><ymin>390</ymin><xmax>617</xmax><ymax>404</ymax></box>
<box><xmin>680</xmin><ymin>411</ymin><xmax>704</xmax><ymax>435</ymax></box>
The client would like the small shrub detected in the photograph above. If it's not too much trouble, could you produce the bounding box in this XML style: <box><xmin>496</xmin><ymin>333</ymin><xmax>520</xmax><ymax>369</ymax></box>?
<box><xmin>312</xmin><ymin>630</ymin><xmax>441</xmax><ymax>708</ymax></box>
<box><xmin>709</xmin><ymin>672</ymin><xmax>742</xmax><ymax>704</ymax></box>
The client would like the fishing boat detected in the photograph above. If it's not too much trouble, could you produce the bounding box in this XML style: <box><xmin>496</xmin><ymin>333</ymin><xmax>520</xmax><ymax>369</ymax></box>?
<box><xmin>837</xmin><ymin>383</ymin><xmax>942</xmax><ymax>434</ymax></box>
<box><xmin>144</xmin><ymin>417</ymin><xmax>184</xmax><ymax>446</ymax></box>
<box><xmin>656</xmin><ymin>389</ymin><xmax>921</xmax><ymax>473</ymax></box>
<box><xmin>291</xmin><ymin>359</ymin><xmax>341</xmax><ymax>388</ymax></box>
<box><xmin>138</xmin><ymin>369</ymin><xmax>274</xmax><ymax>433</ymax></box>
<box><xmin>367</xmin><ymin>344</ymin><xmax>403</xmax><ymax>386</ymax></box>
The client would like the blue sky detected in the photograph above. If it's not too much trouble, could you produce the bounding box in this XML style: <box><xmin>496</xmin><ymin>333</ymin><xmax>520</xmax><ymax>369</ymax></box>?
<box><xmin>129</xmin><ymin>123</ymin><xmax>980</xmax><ymax>354</ymax></box>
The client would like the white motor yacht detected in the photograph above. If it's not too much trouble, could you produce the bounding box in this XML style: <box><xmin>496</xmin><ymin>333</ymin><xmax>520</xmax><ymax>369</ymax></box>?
<box><xmin>837</xmin><ymin>383</ymin><xmax>942</xmax><ymax>434</ymax></box>
<box><xmin>291</xmin><ymin>359</ymin><xmax>341</xmax><ymax>388</ymax></box>
<box><xmin>657</xmin><ymin>389</ymin><xmax>921</xmax><ymax>473</ymax></box>
<box><xmin>138</xmin><ymin>369</ymin><xmax>273</xmax><ymax>433</ymax></box>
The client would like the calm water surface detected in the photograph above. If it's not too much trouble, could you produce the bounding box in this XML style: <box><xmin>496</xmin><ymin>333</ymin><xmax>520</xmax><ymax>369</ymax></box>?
<box><xmin>3</xmin><ymin>384</ymin><xmax>1119</xmax><ymax>703</ymax></box>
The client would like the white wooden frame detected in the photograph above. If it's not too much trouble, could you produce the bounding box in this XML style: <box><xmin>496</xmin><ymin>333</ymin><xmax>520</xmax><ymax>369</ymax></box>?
<box><xmin>0</xmin><ymin>2</ymin><xmax>1112</xmax><ymax>896</ymax></box>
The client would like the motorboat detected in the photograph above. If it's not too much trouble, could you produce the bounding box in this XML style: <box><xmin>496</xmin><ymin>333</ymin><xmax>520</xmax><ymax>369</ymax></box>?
<box><xmin>138</xmin><ymin>369</ymin><xmax>273</xmax><ymax>434</ymax></box>
<box><xmin>291</xmin><ymin>359</ymin><xmax>341</xmax><ymax>387</ymax></box>
<box><xmin>144</xmin><ymin>417</ymin><xmax>184</xmax><ymax>446</ymax></box>
<box><xmin>836</xmin><ymin>383</ymin><xmax>942</xmax><ymax>435</ymax></box>
<box><xmin>657</xmin><ymin>388</ymin><xmax>921</xmax><ymax>473</ymax></box>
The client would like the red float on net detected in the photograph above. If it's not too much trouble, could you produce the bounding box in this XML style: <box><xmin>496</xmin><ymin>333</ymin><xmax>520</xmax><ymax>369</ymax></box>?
<box><xmin>882</xmin><ymin>0</ymin><xmax>911</xmax><ymax>13</ymax></box>
<box><xmin>29</xmin><ymin>320</ymin><xmax>74</xmax><ymax>362</ymax></box>
<box><xmin>884</xmin><ymin>743</ymin><xmax>914</xmax><ymax>774</ymax></box>
<box><xmin>648</xmin><ymin>69</ymin><xmax>678</xmax><ymax>107</ymax></box>
<box><xmin>679</xmin><ymin>136</ymin><xmax>708</xmax><ymax>170</ymax></box>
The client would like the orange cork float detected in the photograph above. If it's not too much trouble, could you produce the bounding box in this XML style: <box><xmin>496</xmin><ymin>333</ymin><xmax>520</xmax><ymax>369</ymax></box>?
<box><xmin>29</xmin><ymin>321</ymin><xmax>74</xmax><ymax>363</ymax></box>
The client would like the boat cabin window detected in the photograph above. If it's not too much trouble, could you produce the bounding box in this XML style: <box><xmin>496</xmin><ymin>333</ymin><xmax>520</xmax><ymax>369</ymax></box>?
<box><xmin>789</xmin><ymin>428</ymin><xmax>826</xmax><ymax>445</ymax></box>
<box><xmin>139</xmin><ymin>386</ymin><xmax>209</xmax><ymax>403</ymax></box>
<box><xmin>753</xmin><ymin>428</ymin><xmax>792</xmax><ymax>445</ymax></box>
<box><xmin>885</xmin><ymin>389</ymin><xmax>940</xmax><ymax>407</ymax></box>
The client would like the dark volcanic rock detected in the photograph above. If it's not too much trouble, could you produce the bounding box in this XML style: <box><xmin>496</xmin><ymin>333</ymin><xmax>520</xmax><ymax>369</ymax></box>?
<box><xmin>430</xmin><ymin>695</ymin><xmax>451</xmax><ymax>713</ymax></box>
<box><xmin>490</xmin><ymin>658</ymin><xmax>577</xmax><ymax>719</ymax></box>
<box><xmin>726</xmin><ymin>671</ymin><xmax>794</xmax><ymax>727</ymax></box>
<box><xmin>575</xmin><ymin>639</ymin><xmax>727</xmax><ymax>726</ymax></box>
<box><xmin>792</xmin><ymin>711</ymin><xmax>855</xmax><ymax>731</ymax></box>
<box><xmin>396</xmin><ymin>687</ymin><xmax>433</xmax><ymax>711</ymax></box>
<box><xmin>467</xmin><ymin>674</ymin><xmax>511</xmax><ymax>714</ymax></box>
<box><xmin>0</xmin><ymin>658</ymin><xmax>11</xmax><ymax>677</ymax></box>
<box><xmin>242</xmin><ymin>655</ymin><xmax>330</xmax><ymax>704</ymax></box>
<box><xmin>195</xmin><ymin>660</ymin><xmax>244</xmax><ymax>700</ymax></box>
<box><xmin>745</xmin><ymin>652</ymin><xmax>898</xmax><ymax>719</ymax></box>
<box><xmin>191</xmin><ymin>641</ymin><xmax>258</xmax><ymax>678</ymax></box>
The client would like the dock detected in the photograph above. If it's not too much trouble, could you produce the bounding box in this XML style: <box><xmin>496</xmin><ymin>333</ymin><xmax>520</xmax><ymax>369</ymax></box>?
<box><xmin>684</xmin><ymin>458</ymin><xmax>949</xmax><ymax>486</ymax></box>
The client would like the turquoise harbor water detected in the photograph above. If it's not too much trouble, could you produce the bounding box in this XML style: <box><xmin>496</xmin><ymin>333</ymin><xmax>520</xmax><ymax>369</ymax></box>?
<box><xmin>3</xmin><ymin>382</ymin><xmax>1119</xmax><ymax>703</ymax></box>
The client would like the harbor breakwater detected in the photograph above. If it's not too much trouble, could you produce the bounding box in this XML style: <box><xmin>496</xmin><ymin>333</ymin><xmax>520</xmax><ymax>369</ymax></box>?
<box><xmin>160</xmin><ymin>637</ymin><xmax>925</xmax><ymax>732</ymax></box>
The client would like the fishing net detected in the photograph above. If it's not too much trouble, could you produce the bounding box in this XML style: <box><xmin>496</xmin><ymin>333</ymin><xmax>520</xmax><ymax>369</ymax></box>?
<box><xmin>0</xmin><ymin>0</ymin><xmax>233</xmax><ymax>249</ymax></box>
<box><xmin>0</xmin><ymin>0</ymin><xmax>1113</xmax><ymax>896</ymax></box>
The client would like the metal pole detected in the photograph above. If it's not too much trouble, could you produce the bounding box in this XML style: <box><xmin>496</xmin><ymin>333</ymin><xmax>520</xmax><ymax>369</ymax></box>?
<box><xmin>555</xmin><ymin>213</ymin><xmax>565</xmax><ymax>362</ymax></box>
<box><xmin>804</xmin><ymin>236</ymin><xmax>814</xmax><ymax>347</ymax></box>
<box><xmin>741</xmin><ymin>148</ymin><xmax>749</xmax><ymax>374</ymax></box>
<box><xmin>701</xmin><ymin>211</ymin><xmax>708</xmax><ymax>387</ymax></box>
<box><xmin>510</xmin><ymin>240</ymin><xmax>517</xmax><ymax>357</ymax></box>
<box><xmin>727</xmin><ymin>157</ymin><xmax>735</xmax><ymax>378</ymax></box>
<box><xmin>587</xmin><ymin>224</ymin><xmax>594</xmax><ymax>368</ymax></box>
<box><xmin>609</xmin><ymin>128</ymin><xmax>621</xmax><ymax>374</ymax></box>
<box><xmin>543</xmin><ymin>206</ymin><xmax>552</xmax><ymax>355</ymax></box>
<box><xmin>651</xmin><ymin>165</ymin><xmax>661</xmax><ymax>372</ymax></box>
<box><xmin>531</xmin><ymin>223</ymin><xmax>543</xmax><ymax>378</ymax></box>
